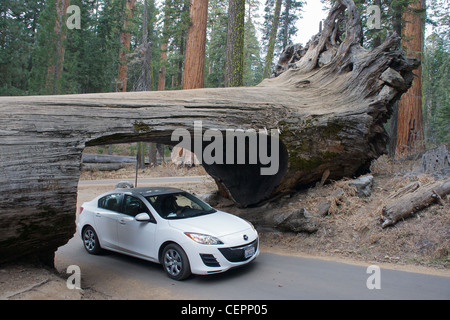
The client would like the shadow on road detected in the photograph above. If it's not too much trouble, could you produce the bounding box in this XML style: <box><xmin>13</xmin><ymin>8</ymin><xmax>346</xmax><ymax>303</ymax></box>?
<box><xmin>95</xmin><ymin>248</ymin><xmax>261</xmax><ymax>283</ymax></box>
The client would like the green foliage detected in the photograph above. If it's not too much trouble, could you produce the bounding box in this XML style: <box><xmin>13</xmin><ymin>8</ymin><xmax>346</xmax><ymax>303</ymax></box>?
<box><xmin>0</xmin><ymin>0</ymin><xmax>45</xmax><ymax>95</ymax></box>
<box><xmin>422</xmin><ymin>34</ymin><xmax>450</xmax><ymax>145</ymax></box>
<box><xmin>205</xmin><ymin>0</ymin><xmax>228</xmax><ymax>87</ymax></box>
<box><xmin>262</xmin><ymin>0</ymin><xmax>304</xmax><ymax>55</ymax></box>
<box><xmin>243</xmin><ymin>3</ymin><xmax>263</xmax><ymax>86</ymax></box>
<box><xmin>160</xmin><ymin>0</ymin><xmax>190</xmax><ymax>89</ymax></box>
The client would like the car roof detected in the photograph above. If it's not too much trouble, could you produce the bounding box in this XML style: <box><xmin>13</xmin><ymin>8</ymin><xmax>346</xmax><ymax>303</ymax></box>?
<box><xmin>115</xmin><ymin>186</ymin><xmax>185</xmax><ymax>197</ymax></box>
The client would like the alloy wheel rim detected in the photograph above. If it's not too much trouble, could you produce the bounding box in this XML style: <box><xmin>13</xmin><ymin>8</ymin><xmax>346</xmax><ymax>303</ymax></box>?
<box><xmin>84</xmin><ymin>230</ymin><xmax>96</xmax><ymax>251</ymax></box>
<box><xmin>164</xmin><ymin>249</ymin><xmax>182</xmax><ymax>276</ymax></box>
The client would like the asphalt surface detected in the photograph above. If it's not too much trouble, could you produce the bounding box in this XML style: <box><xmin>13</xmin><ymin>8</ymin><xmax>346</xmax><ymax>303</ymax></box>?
<box><xmin>55</xmin><ymin>235</ymin><xmax>450</xmax><ymax>300</ymax></box>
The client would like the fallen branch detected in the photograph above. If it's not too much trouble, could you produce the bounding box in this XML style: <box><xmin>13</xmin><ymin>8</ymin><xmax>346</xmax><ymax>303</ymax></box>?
<box><xmin>387</xmin><ymin>181</ymin><xmax>420</xmax><ymax>199</ymax></box>
<box><xmin>381</xmin><ymin>178</ymin><xmax>450</xmax><ymax>228</ymax></box>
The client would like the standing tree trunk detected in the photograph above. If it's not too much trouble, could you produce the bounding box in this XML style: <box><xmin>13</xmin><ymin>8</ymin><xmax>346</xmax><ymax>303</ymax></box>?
<box><xmin>158</xmin><ymin>11</ymin><xmax>169</xmax><ymax>92</ymax></box>
<box><xmin>134</xmin><ymin>0</ymin><xmax>153</xmax><ymax>92</ymax></box>
<box><xmin>117</xmin><ymin>0</ymin><xmax>136</xmax><ymax>92</ymax></box>
<box><xmin>180</xmin><ymin>0</ymin><xmax>208</xmax><ymax>166</ymax></box>
<box><xmin>387</xmin><ymin>0</ymin><xmax>405</xmax><ymax>157</ymax></box>
<box><xmin>45</xmin><ymin>0</ymin><xmax>71</xmax><ymax>95</ymax></box>
<box><xmin>225</xmin><ymin>0</ymin><xmax>245</xmax><ymax>87</ymax></box>
<box><xmin>262</xmin><ymin>0</ymin><xmax>282</xmax><ymax>79</ymax></box>
<box><xmin>182</xmin><ymin>0</ymin><xmax>209</xmax><ymax>89</ymax></box>
<box><xmin>282</xmin><ymin>0</ymin><xmax>292</xmax><ymax>49</ymax></box>
<box><xmin>395</xmin><ymin>0</ymin><xmax>425</xmax><ymax>158</ymax></box>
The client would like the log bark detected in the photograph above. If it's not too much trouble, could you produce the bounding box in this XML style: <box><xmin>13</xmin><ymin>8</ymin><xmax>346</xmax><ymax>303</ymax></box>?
<box><xmin>381</xmin><ymin>178</ymin><xmax>450</xmax><ymax>228</ymax></box>
<box><xmin>0</xmin><ymin>0</ymin><xmax>419</xmax><ymax>264</ymax></box>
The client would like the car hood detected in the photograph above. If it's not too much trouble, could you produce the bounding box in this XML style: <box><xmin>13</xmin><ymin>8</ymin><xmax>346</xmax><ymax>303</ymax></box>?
<box><xmin>168</xmin><ymin>210</ymin><xmax>251</xmax><ymax>237</ymax></box>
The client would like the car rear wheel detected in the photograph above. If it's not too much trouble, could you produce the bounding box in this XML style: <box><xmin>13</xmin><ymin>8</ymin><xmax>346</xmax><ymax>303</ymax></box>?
<box><xmin>162</xmin><ymin>244</ymin><xmax>191</xmax><ymax>281</ymax></box>
<box><xmin>82</xmin><ymin>226</ymin><xmax>102</xmax><ymax>254</ymax></box>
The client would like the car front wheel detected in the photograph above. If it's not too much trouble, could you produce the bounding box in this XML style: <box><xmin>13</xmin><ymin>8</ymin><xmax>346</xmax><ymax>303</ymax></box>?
<box><xmin>82</xmin><ymin>226</ymin><xmax>102</xmax><ymax>254</ymax></box>
<box><xmin>162</xmin><ymin>244</ymin><xmax>191</xmax><ymax>280</ymax></box>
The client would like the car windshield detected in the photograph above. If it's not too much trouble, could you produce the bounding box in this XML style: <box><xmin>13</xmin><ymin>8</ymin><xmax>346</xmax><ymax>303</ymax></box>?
<box><xmin>145</xmin><ymin>192</ymin><xmax>216</xmax><ymax>220</ymax></box>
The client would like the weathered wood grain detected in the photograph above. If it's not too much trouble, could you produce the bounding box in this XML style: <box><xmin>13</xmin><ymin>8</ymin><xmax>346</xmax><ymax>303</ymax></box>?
<box><xmin>381</xmin><ymin>179</ymin><xmax>450</xmax><ymax>228</ymax></box>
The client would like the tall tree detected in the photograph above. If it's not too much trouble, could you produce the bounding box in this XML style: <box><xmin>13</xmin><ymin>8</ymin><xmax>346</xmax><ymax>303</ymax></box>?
<box><xmin>46</xmin><ymin>0</ymin><xmax>71</xmax><ymax>94</ymax></box>
<box><xmin>395</xmin><ymin>0</ymin><xmax>426</xmax><ymax>158</ymax></box>
<box><xmin>161</xmin><ymin>0</ymin><xmax>190</xmax><ymax>89</ymax></box>
<box><xmin>117</xmin><ymin>0</ymin><xmax>136</xmax><ymax>92</ymax></box>
<box><xmin>204</xmin><ymin>0</ymin><xmax>228</xmax><ymax>87</ymax></box>
<box><xmin>0</xmin><ymin>0</ymin><xmax>45</xmax><ymax>96</ymax></box>
<box><xmin>182</xmin><ymin>0</ymin><xmax>209</xmax><ymax>89</ymax></box>
<box><xmin>29</xmin><ymin>0</ymin><xmax>70</xmax><ymax>95</ymax></box>
<box><xmin>243</xmin><ymin>0</ymin><xmax>263</xmax><ymax>86</ymax></box>
<box><xmin>422</xmin><ymin>0</ymin><xmax>450</xmax><ymax>145</ymax></box>
<box><xmin>225</xmin><ymin>0</ymin><xmax>245</xmax><ymax>87</ymax></box>
<box><xmin>262</xmin><ymin>0</ymin><xmax>282</xmax><ymax>79</ymax></box>
<box><xmin>158</xmin><ymin>2</ymin><xmax>169</xmax><ymax>91</ymax></box>
<box><xmin>279</xmin><ymin>0</ymin><xmax>303</xmax><ymax>50</ymax></box>
<box><xmin>131</xmin><ymin>0</ymin><xmax>156</xmax><ymax>92</ymax></box>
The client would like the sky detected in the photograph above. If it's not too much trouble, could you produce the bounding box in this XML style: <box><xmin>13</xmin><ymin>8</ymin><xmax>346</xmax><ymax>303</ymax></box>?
<box><xmin>293</xmin><ymin>1</ymin><xmax>328</xmax><ymax>45</ymax></box>
<box><xmin>154</xmin><ymin>0</ymin><xmax>328</xmax><ymax>48</ymax></box>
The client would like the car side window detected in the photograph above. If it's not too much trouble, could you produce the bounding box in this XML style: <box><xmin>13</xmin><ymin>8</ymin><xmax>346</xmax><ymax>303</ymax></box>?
<box><xmin>98</xmin><ymin>194</ymin><xmax>122</xmax><ymax>212</ymax></box>
<box><xmin>122</xmin><ymin>195</ymin><xmax>150</xmax><ymax>217</ymax></box>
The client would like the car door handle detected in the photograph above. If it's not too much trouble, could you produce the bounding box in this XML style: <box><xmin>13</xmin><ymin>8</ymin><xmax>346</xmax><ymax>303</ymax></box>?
<box><xmin>119</xmin><ymin>219</ymin><xmax>126</xmax><ymax>225</ymax></box>
<box><xmin>95</xmin><ymin>213</ymin><xmax>102</xmax><ymax>218</ymax></box>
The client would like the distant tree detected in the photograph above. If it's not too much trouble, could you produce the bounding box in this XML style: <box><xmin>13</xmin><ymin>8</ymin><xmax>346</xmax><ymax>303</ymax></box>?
<box><xmin>422</xmin><ymin>0</ymin><xmax>450</xmax><ymax>145</ymax></box>
<box><xmin>117</xmin><ymin>0</ymin><xmax>136</xmax><ymax>92</ymax></box>
<box><xmin>262</xmin><ymin>0</ymin><xmax>282</xmax><ymax>79</ymax></box>
<box><xmin>158</xmin><ymin>1</ymin><xmax>170</xmax><ymax>90</ymax></box>
<box><xmin>0</xmin><ymin>0</ymin><xmax>45</xmax><ymax>95</ymax></box>
<box><xmin>160</xmin><ymin>0</ymin><xmax>190</xmax><ymax>89</ymax></box>
<box><xmin>204</xmin><ymin>0</ymin><xmax>228</xmax><ymax>87</ymax></box>
<box><xmin>29</xmin><ymin>0</ymin><xmax>70</xmax><ymax>95</ymax></box>
<box><xmin>243</xmin><ymin>0</ymin><xmax>263</xmax><ymax>86</ymax></box>
<box><xmin>279</xmin><ymin>0</ymin><xmax>303</xmax><ymax>50</ymax></box>
<box><xmin>262</xmin><ymin>0</ymin><xmax>303</xmax><ymax>54</ymax></box>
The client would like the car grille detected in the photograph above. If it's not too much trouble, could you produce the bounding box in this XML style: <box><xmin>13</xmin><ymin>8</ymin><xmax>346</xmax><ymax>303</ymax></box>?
<box><xmin>200</xmin><ymin>254</ymin><xmax>220</xmax><ymax>267</ymax></box>
<box><xmin>218</xmin><ymin>239</ymin><xmax>258</xmax><ymax>262</ymax></box>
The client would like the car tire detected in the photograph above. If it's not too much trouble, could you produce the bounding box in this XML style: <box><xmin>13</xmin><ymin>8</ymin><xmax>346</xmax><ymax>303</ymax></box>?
<box><xmin>162</xmin><ymin>243</ymin><xmax>191</xmax><ymax>281</ymax></box>
<box><xmin>82</xmin><ymin>226</ymin><xmax>102</xmax><ymax>255</ymax></box>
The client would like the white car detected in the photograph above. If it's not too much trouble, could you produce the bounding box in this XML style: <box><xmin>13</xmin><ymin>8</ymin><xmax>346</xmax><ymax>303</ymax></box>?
<box><xmin>78</xmin><ymin>187</ymin><xmax>259</xmax><ymax>280</ymax></box>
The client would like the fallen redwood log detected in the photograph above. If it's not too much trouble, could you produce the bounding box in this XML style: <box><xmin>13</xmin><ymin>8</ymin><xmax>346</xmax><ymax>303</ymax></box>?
<box><xmin>0</xmin><ymin>0</ymin><xmax>419</xmax><ymax>264</ymax></box>
<box><xmin>381</xmin><ymin>178</ymin><xmax>450</xmax><ymax>228</ymax></box>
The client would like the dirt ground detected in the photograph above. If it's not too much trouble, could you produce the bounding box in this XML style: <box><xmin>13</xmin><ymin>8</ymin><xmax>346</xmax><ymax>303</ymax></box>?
<box><xmin>1</xmin><ymin>156</ymin><xmax>449</xmax><ymax>299</ymax></box>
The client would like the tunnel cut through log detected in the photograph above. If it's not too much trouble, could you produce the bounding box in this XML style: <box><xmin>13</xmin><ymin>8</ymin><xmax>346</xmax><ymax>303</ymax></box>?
<box><xmin>0</xmin><ymin>0</ymin><xmax>420</xmax><ymax>265</ymax></box>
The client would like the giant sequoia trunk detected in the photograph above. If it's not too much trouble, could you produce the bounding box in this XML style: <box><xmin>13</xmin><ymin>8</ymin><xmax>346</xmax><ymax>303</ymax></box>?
<box><xmin>0</xmin><ymin>0</ymin><xmax>419</xmax><ymax>264</ymax></box>
<box><xmin>395</xmin><ymin>0</ymin><xmax>425</xmax><ymax>158</ymax></box>
<box><xmin>182</xmin><ymin>0</ymin><xmax>209</xmax><ymax>89</ymax></box>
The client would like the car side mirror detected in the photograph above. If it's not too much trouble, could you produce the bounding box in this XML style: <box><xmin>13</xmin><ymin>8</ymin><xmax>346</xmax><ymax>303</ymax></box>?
<box><xmin>135</xmin><ymin>212</ymin><xmax>151</xmax><ymax>222</ymax></box>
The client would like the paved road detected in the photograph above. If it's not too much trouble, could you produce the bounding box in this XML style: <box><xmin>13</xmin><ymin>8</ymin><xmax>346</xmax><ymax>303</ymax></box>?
<box><xmin>55</xmin><ymin>235</ymin><xmax>450</xmax><ymax>300</ymax></box>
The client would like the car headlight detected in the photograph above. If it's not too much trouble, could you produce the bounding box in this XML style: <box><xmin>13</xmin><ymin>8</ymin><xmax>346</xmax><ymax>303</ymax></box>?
<box><xmin>244</xmin><ymin>219</ymin><xmax>256</xmax><ymax>231</ymax></box>
<box><xmin>185</xmin><ymin>232</ymin><xmax>224</xmax><ymax>245</ymax></box>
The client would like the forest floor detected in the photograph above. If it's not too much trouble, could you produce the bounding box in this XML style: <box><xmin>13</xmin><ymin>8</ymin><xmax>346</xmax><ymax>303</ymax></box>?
<box><xmin>1</xmin><ymin>155</ymin><xmax>448</xmax><ymax>299</ymax></box>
